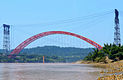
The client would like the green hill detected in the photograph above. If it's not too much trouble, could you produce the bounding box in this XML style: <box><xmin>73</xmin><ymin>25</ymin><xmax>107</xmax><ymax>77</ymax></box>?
<box><xmin>20</xmin><ymin>46</ymin><xmax>93</xmax><ymax>62</ymax></box>
<box><xmin>0</xmin><ymin>46</ymin><xmax>93</xmax><ymax>62</ymax></box>
<box><xmin>21</xmin><ymin>46</ymin><xmax>93</xmax><ymax>56</ymax></box>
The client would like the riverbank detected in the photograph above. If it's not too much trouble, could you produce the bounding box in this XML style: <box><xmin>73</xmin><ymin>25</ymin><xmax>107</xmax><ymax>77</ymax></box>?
<box><xmin>76</xmin><ymin>60</ymin><xmax>123</xmax><ymax>80</ymax></box>
<box><xmin>97</xmin><ymin>60</ymin><xmax>123</xmax><ymax>80</ymax></box>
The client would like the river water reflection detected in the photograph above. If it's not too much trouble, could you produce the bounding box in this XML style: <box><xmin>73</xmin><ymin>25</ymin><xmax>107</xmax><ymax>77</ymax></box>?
<box><xmin>0</xmin><ymin>63</ymin><xmax>101</xmax><ymax>80</ymax></box>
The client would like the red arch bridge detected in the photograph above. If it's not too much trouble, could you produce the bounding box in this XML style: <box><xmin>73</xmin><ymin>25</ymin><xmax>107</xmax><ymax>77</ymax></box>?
<box><xmin>9</xmin><ymin>31</ymin><xmax>103</xmax><ymax>57</ymax></box>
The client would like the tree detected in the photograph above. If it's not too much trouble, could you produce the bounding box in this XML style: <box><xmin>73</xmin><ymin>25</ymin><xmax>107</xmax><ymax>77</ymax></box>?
<box><xmin>84</xmin><ymin>43</ymin><xmax>123</xmax><ymax>62</ymax></box>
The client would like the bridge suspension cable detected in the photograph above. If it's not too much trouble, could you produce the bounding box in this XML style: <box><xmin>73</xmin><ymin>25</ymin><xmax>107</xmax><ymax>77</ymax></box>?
<box><xmin>9</xmin><ymin>31</ymin><xmax>103</xmax><ymax>57</ymax></box>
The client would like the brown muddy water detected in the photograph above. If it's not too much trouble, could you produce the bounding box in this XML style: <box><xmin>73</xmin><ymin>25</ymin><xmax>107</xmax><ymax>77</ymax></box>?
<box><xmin>0</xmin><ymin>63</ymin><xmax>102</xmax><ymax>80</ymax></box>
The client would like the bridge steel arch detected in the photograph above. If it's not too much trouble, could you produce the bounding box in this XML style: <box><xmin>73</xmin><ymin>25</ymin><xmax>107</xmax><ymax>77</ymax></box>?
<box><xmin>9</xmin><ymin>31</ymin><xmax>103</xmax><ymax>56</ymax></box>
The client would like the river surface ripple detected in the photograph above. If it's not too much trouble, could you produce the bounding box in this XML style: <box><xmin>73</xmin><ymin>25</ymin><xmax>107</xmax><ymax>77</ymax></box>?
<box><xmin>0</xmin><ymin>63</ymin><xmax>102</xmax><ymax>80</ymax></box>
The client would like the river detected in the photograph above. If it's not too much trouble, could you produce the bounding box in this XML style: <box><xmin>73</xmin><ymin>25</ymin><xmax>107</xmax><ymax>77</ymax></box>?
<box><xmin>0</xmin><ymin>63</ymin><xmax>102</xmax><ymax>80</ymax></box>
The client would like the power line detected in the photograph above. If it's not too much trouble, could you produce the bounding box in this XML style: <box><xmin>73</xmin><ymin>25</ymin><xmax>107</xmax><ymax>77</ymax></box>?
<box><xmin>11</xmin><ymin>10</ymin><xmax>113</xmax><ymax>35</ymax></box>
<box><xmin>12</xmin><ymin>9</ymin><xmax>113</xmax><ymax>27</ymax></box>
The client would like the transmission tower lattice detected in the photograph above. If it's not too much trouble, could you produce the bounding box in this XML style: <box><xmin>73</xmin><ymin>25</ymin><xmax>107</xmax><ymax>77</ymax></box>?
<box><xmin>114</xmin><ymin>9</ymin><xmax>121</xmax><ymax>46</ymax></box>
<box><xmin>3</xmin><ymin>24</ymin><xmax>10</xmax><ymax>54</ymax></box>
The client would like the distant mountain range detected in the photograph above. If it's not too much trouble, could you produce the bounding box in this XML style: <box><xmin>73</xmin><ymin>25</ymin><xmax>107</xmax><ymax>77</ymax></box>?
<box><xmin>0</xmin><ymin>46</ymin><xmax>94</xmax><ymax>62</ymax></box>
<box><xmin>21</xmin><ymin>46</ymin><xmax>93</xmax><ymax>56</ymax></box>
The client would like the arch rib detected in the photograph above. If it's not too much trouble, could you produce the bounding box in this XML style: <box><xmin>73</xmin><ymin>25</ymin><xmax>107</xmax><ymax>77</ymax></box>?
<box><xmin>9</xmin><ymin>31</ymin><xmax>103</xmax><ymax>56</ymax></box>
